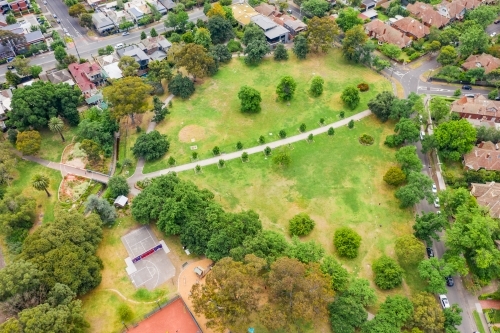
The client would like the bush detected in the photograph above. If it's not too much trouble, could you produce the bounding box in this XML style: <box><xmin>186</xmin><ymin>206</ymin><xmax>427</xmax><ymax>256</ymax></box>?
<box><xmin>357</xmin><ymin>83</ymin><xmax>369</xmax><ymax>92</ymax></box>
<box><xmin>227</xmin><ymin>39</ymin><xmax>243</xmax><ymax>52</ymax></box>
<box><xmin>279</xmin><ymin>130</ymin><xmax>286</xmax><ymax>138</ymax></box>
<box><xmin>334</xmin><ymin>227</ymin><xmax>361</xmax><ymax>259</ymax></box>
<box><xmin>132</xmin><ymin>130</ymin><xmax>170</xmax><ymax>161</ymax></box>
<box><xmin>409</xmin><ymin>52</ymin><xmax>421</xmax><ymax>61</ymax></box>
<box><xmin>299</xmin><ymin>123</ymin><xmax>306</xmax><ymax>132</ymax></box>
<box><xmin>404</xmin><ymin>48</ymin><xmax>415</xmax><ymax>56</ymax></box>
<box><xmin>108</xmin><ymin>176</ymin><xmax>129</xmax><ymax>198</ymax></box>
<box><xmin>328</xmin><ymin>127</ymin><xmax>335</xmax><ymax>136</ymax></box>
<box><xmin>383</xmin><ymin>166</ymin><xmax>406</xmax><ymax>186</ymax></box>
<box><xmin>340</xmin><ymin>111</ymin><xmax>345</xmax><ymax>118</ymax></box>
<box><xmin>289</xmin><ymin>213</ymin><xmax>315</xmax><ymax>236</ymax></box>
<box><xmin>372</xmin><ymin>255</ymin><xmax>404</xmax><ymax>290</ymax></box>
<box><xmin>359</xmin><ymin>134</ymin><xmax>374</xmax><ymax>145</ymax></box>
<box><xmin>117</xmin><ymin>304</ymin><xmax>134</xmax><ymax>321</ymax></box>
<box><xmin>348</xmin><ymin>119</ymin><xmax>354</xmax><ymax>129</ymax></box>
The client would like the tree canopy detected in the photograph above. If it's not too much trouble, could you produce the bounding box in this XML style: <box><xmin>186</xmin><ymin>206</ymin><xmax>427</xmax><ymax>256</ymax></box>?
<box><xmin>334</xmin><ymin>227</ymin><xmax>361</xmax><ymax>258</ymax></box>
<box><xmin>103</xmin><ymin>76</ymin><xmax>152</xmax><ymax>122</ymax></box>
<box><xmin>434</xmin><ymin>119</ymin><xmax>476</xmax><ymax>161</ymax></box>
<box><xmin>372</xmin><ymin>255</ymin><xmax>404</xmax><ymax>290</ymax></box>
<box><xmin>132</xmin><ymin>130</ymin><xmax>170</xmax><ymax>161</ymax></box>
<box><xmin>336</xmin><ymin>8</ymin><xmax>363</xmax><ymax>32</ymax></box>
<box><xmin>238</xmin><ymin>86</ymin><xmax>262</xmax><ymax>113</ymax></box>
<box><xmin>307</xmin><ymin>17</ymin><xmax>339</xmax><ymax>53</ymax></box>
<box><xmin>8</xmin><ymin>81</ymin><xmax>80</xmax><ymax>130</ymax></box>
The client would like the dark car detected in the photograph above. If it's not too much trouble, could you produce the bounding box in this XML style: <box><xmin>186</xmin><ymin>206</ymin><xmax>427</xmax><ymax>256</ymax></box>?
<box><xmin>426</xmin><ymin>247</ymin><xmax>434</xmax><ymax>258</ymax></box>
<box><xmin>495</xmin><ymin>20</ymin><xmax>500</xmax><ymax>24</ymax></box>
<box><xmin>462</xmin><ymin>85</ymin><xmax>472</xmax><ymax>90</ymax></box>
<box><xmin>6</xmin><ymin>65</ymin><xmax>13</xmax><ymax>70</ymax></box>
<box><xmin>446</xmin><ymin>276</ymin><xmax>454</xmax><ymax>287</ymax></box>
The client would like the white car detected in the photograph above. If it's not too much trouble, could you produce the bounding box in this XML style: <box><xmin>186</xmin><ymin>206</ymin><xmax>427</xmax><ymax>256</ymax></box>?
<box><xmin>439</xmin><ymin>294</ymin><xmax>450</xmax><ymax>309</ymax></box>
<box><xmin>122</xmin><ymin>31</ymin><xmax>130</xmax><ymax>36</ymax></box>
<box><xmin>115</xmin><ymin>43</ymin><xmax>124</xmax><ymax>49</ymax></box>
<box><xmin>491</xmin><ymin>32</ymin><xmax>497</xmax><ymax>37</ymax></box>
<box><xmin>432</xmin><ymin>184</ymin><xmax>437</xmax><ymax>193</ymax></box>
<box><xmin>434</xmin><ymin>198</ymin><xmax>440</xmax><ymax>208</ymax></box>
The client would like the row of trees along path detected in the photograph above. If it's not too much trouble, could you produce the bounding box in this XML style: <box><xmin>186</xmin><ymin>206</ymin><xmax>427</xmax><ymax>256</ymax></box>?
<box><xmin>128</xmin><ymin>109</ymin><xmax>373</xmax><ymax>194</ymax></box>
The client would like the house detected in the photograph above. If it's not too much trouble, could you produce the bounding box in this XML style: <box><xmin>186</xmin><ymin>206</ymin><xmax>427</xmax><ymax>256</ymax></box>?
<box><xmin>92</xmin><ymin>12</ymin><xmax>115</xmax><ymax>34</ymax></box>
<box><xmin>95</xmin><ymin>53</ymin><xmax>123</xmax><ymax>79</ymax></box>
<box><xmin>407</xmin><ymin>1</ymin><xmax>450</xmax><ymax>28</ymax></box>
<box><xmin>39</xmin><ymin>68</ymin><xmax>75</xmax><ymax>85</ymax></box>
<box><xmin>231</xmin><ymin>3</ymin><xmax>259</xmax><ymax>26</ymax></box>
<box><xmin>86</xmin><ymin>0</ymin><xmax>107</xmax><ymax>7</ymax></box>
<box><xmin>254</xmin><ymin>3</ymin><xmax>276</xmax><ymax>17</ymax></box>
<box><xmin>67</xmin><ymin>62</ymin><xmax>104</xmax><ymax>99</ymax></box>
<box><xmin>470</xmin><ymin>182</ymin><xmax>500</xmax><ymax>218</ymax></box>
<box><xmin>114</xmin><ymin>195</ymin><xmax>128</xmax><ymax>207</ymax></box>
<box><xmin>116</xmin><ymin>45</ymin><xmax>149</xmax><ymax>69</ymax></box>
<box><xmin>0</xmin><ymin>89</ymin><xmax>12</xmax><ymax>120</ymax></box>
<box><xmin>283</xmin><ymin>17</ymin><xmax>307</xmax><ymax>35</ymax></box>
<box><xmin>365</xmin><ymin>19</ymin><xmax>412</xmax><ymax>48</ymax></box>
<box><xmin>124</xmin><ymin>0</ymin><xmax>151</xmax><ymax>22</ymax></box>
<box><xmin>464</xmin><ymin>142</ymin><xmax>500</xmax><ymax>171</ymax></box>
<box><xmin>139</xmin><ymin>35</ymin><xmax>172</xmax><ymax>55</ymax></box>
<box><xmin>361</xmin><ymin>0</ymin><xmax>376</xmax><ymax>11</ymax></box>
<box><xmin>24</xmin><ymin>30</ymin><xmax>44</xmax><ymax>45</ymax></box>
<box><xmin>105</xmin><ymin>9</ymin><xmax>134</xmax><ymax>28</ymax></box>
<box><xmin>358</xmin><ymin>9</ymin><xmax>378</xmax><ymax>20</ymax></box>
<box><xmin>149</xmin><ymin>0</ymin><xmax>167</xmax><ymax>15</ymax></box>
<box><xmin>451</xmin><ymin>94</ymin><xmax>500</xmax><ymax>128</ymax></box>
<box><xmin>158</xmin><ymin>0</ymin><xmax>175</xmax><ymax>10</ymax></box>
<box><xmin>462</xmin><ymin>53</ymin><xmax>500</xmax><ymax>74</ymax></box>
<box><xmin>8</xmin><ymin>0</ymin><xmax>29</xmax><ymax>12</ymax></box>
<box><xmin>437</xmin><ymin>0</ymin><xmax>466</xmax><ymax>20</ymax></box>
<box><xmin>251</xmin><ymin>14</ymin><xmax>289</xmax><ymax>45</ymax></box>
<box><xmin>391</xmin><ymin>17</ymin><xmax>430</xmax><ymax>39</ymax></box>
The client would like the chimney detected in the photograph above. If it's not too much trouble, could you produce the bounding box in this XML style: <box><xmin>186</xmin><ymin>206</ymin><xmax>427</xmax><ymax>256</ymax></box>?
<box><xmin>383</xmin><ymin>28</ymin><xmax>386</xmax><ymax>34</ymax></box>
<box><xmin>496</xmin><ymin>144</ymin><xmax>499</xmax><ymax>150</ymax></box>
<box><xmin>488</xmin><ymin>153</ymin><xmax>491</xmax><ymax>159</ymax></box>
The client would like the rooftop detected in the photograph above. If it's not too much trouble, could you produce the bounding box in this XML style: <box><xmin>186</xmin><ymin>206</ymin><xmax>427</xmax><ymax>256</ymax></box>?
<box><xmin>462</xmin><ymin>53</ymin><xmax>500</xmax><ymax>74</ymax></box>
<box><xmin>464</xmin><ymin>141</ymin><xmax>500</xmax><ymax>171</ymax></box>
<box><xmin>471</xmin><ymin>181</ymin><xmax>500</xmax><ymax>218</ymax></box>
<box><xmin>251</xmin><ymin>14</ymin><xmax>277</xmax><ymax>31</ymax></box>
<box><xmin>231</xmin><ymin>3</ymin><xmax>259</xmax><ymax>25</ymax></box>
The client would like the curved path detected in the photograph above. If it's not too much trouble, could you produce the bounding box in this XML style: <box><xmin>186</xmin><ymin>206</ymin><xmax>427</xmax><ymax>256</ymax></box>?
<box><xmin>127</xmin><ymin>110</ymin><xmax>373</xmax><ymax>193</ymax></box>
<box><xmin>104</xmin><ymin>289</ymin><xmax>158</xmax><ymax>304</ymax></box>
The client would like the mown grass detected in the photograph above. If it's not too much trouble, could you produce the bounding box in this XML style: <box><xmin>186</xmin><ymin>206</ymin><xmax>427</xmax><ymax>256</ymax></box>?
<box><xmin>179</xmin><ymin>116</ymin><xmax>419</xmax><ymax>301</ymax></box>
<box><xmin>473</xmin><ymin>310</ymin><xmax>487</xmax><ymax>333</ymax></box>
<box><xmin>144</xmin><ymin>50</ymin><xmax>391</xmax><ymax>172</ymax></box>
<box><xmin>38</xmin><ymin>125</ymin><xmax>79</xmax><ymax>162</ymax></box>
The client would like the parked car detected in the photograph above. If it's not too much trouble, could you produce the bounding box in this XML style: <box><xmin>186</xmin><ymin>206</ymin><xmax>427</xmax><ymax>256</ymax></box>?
<box><xmin>56</xmin><ymin>19</ymin><xmax>60</xmax><ymax>24</ymax></box>
<box><xmin>465</xmin><ymin>94</ymin><xmax>475</xmax><ymax>98</ymax></box>
<box><xmin>420</xmin><ymin>131</ymin><xmax>425</xmax><ymax>140</ymax></box>
<box><xmin>53</xmin><ymin>14</ymin><xmax>57</xmax><ymax>18</ymax></box>
<box><xmin>122</xmin><ymin>31</ymin><xmax>129</xmax><ymax>36</ymax></box>
<box><xmin>432</xmin><ymin>184</ymin><xmax>437</xmax><ymax>193</ymax></box>
<box><xmin>492</xmin><ymin>32</ymin><xmax>497</xmax><ymax>37</ymax></box>
<box><xmin>115</xmin><ymin>43</ymin><xmax>124</xmax><ymax>49</ymax></box>
<box><xmin>495</xmin><ymin>19</ymin><xmax>500</xmax><ymax>24</ymax></box>
<box><xmin>287</xmin><ymin>9</ymin><xmax>292</xmax><ymax>14</ymax></box>
<box><xmin>462</xmin><ymin>85</ymin><xmax>472</xmax><ymax>90</ymax></box>
<box><xmin>434</xmin><ymin>198</ymin><xmax>440</xmax><ymax>208</ymax></box>
<box><xmin>426</xmin><ymin>247</ymin><xmax>434</xmax><ymax>258</ymax></box>
<box><xmin>439</xmin><ymin>294</ymin><xmax>450</xmax><ymax>309</ymax></box>
<box><xmin>6</xmin><ymin>65</ymin><xmax>14</xmax><ymax>70</ymax></box>
<box><xmin>446</xmin><ymin>276</ymin><xmax>454</xmax><ymax>287</ymax></box>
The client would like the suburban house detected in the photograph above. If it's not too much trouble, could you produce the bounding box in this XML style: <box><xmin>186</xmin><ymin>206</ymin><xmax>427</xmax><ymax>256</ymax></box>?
<box><xmin>358</xmin><ymin>9</ymin><xmax>378</xmax><ymax>20</ymax></box>
<box><xmin>87</xmin><ymin>0</ymin><xmax>107</xmax><ymax>7</ymax></box>
<box><xmin>470</xmin><ymin>182</ymin><xmax>500</xmax><ymax>218</ymax></box>
<box><xmin>254</xmin><ymin>3</ymin><xmax>276</xmax><ymax>17</ymax></box>
<box><xmin>437</xmin><ymin>0</ymin><xmax>482</xmax><ymax>20</ymax></box>
<box><xmin>361</xmin><ymin>0</ymin><xmax>376</xmax><ymax>11</ymax></box>
<box><xmin>251</xmin><ymin>14</ymin><xmax>289</xmax><ymax>45</ymax></box>
<box><xmin>5</xmin><ymin>0</ymin><xmax>30</xmax><ymax>13</ymax></box>
<box><xmin>451</xmin><ymin>94</ymin><xmax>500</xmax><ymax>128</ymax></box>
<box><xmin>94</xmin><ymin>53</ymin><xmax>123</xmax><ymax>80</ymax></box>
<box><xmin>158</xmin><ymin>0</ymin><xmax>175</xmax><ymax>11</ymax></box>
<box><xmin>232</xmin><ymin>3</ymin><xmax>259</xmax><ymax>26</ymax></box>
<box><xmin>407</xmin><ymin>1</ymin><xmax>450</xmax><ymax>28</ymax></box>
<box><xmin>464</xmin><ymin>142</ymin><xmax>500</xmax><ymax>171</ymax></box>
<box><xmin>39</xmin><ymin>69</ymin><xmax>75</xmax><ymax>86</ymax></box>
<box><xmin>116</xmin><ymin>45</ymin><xmax>149</xmax><ymax>69</ymax></box>
<box><xmin>391</xmin><ymin>17</ymin><xmax>430</xmax><ymax>39</ymax></box>
<box><xmin>0</xmin><ymin>89</ymin><xmax>12</xmax><ymax>121</ymax></box>
<box><xmin>68</xmin><ymin>62</ymin><xmax>105</xmax><ymax>99</ymax></box>
<box><xmin>139</xmin><ymin>35</ymin><xmax>172</xmax><ymax>61</ymax></box>
<box><xmin>276</xmin><ymin>15</ymin><xmax>307</xmax><ymax>36</ymax></box>
<box><xmin>105</xmin><ymin>9</ymin><xmax>134</xmax><ymax>28</ymax></box>
<box><xmin>462</xmin><ymin>53</ymin><xmax>500</xmax><ymax>74</ymax></box>
<box><xmin>123</xmin><ymin>0</ymin><xmax>164</xmax><ymax>22</ymax></box>
<box><xmin>92</xmin><ymin>12</ymin><xmax>115</xmax><ymax>34</ymax></box>
<box><xmin>365</xmin><ymin>19</ymin><xmax>412</xmax><ymax>48</ymax></box>
<box><xmin>24</xmin><ymin>30</ymin><xmax>44</xmax><ymax>45</ymax></box>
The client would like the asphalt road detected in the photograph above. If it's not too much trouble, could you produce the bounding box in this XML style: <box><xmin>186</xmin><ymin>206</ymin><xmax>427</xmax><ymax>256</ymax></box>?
<box><xmin>41</xmin><ymin>0</ymin><xmax>87</xmax><ymax>39</ymax></box>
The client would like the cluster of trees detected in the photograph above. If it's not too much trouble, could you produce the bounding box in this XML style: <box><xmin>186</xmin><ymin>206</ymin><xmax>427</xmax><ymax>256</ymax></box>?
<box><xmin>77</xmin><ymin>106</ymin><xmax>119</xmax><ymax>159</ymax></box>
<box><xmin>0</xmin><ymin>210</ymin><xmax>105</xmax><ymax>332</ymax></box>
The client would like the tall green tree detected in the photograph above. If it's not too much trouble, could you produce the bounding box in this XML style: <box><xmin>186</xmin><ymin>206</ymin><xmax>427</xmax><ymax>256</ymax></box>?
<box><xmin>334</xmin><ymin>227</ymin><xmax>361</xmax><ymax>258</ymax></box>
<box><xmin>16</xmin><ymin>130</ymin><xmax>41</xmax><ymax>155</ymax></box>
<box><xmin>194</xmin><ymin>27</ymin><xmax>212</xmax><ymax>49</ymax></box>
<box><xmin>341</xmin><ymin>85</ymin><xmax>360</xmax><ymax>109</ymax></box>
<box><xmin>368</xmin><ymin>91</ymin><xmax>397</xmax><ymax>122</ymax></box>
<box><xmin>395</xmin><ymin>146</ymin><xmax>422</xmax><ymax>175</ymax></box>
<box><xmin>118</xmin><ymin>55</ymin><xmax>140</xmax><ymax>77</ymax></box>
<box><xmin>84</xmin><ymin>194</ymin><xmax>117</xmax><ymax>226</ymax></box>
<box><xmin>410</xmin><ymin>292</ymin><xmax>445</xmax><ymax>332</ymax></box>
<box><xmin>329</xmin><ymin>294</ymin><xmax>368</xmax><ymax>333</ymax></box>
<box><xmin>175</xmin><ymin>43</ymin><xmax>215</xmax><ymax>80</ymax></box>
<box><xmin>107</xmin><ymin>175</ymin><xmax>129</xmax><ymax>198</ymax></box>
<box><xmin>372</xmin><ymin>255</ymin><xmax>404</xmax><ymax>290</ymax></box>
<box><xmin>307</xmin><ymin>16</ymin><xmax>339</xmax><ymax>52</ymax></box>
<box><xmin>395</xmin><ymin>234</ymin><xmax>425</xmax><ymax>266</ymax></box>
<box><xmin>342</xmin><ymin>25</ymin><xmax>368</xmax><ymax>62</ymax></box>
<box><xmin>238</xmin><ymin>86</ymin><xmax>262</xmax><ymax>113</ymax></box>
<box><xmin>301</xmin><ymin>0</ymin><xmax>329</xmax><ymax>17</ymax></box>
<box><xmin>434</xmin><ymin>119</ymin><xmax>476</xmax><ymax>161</ymax></box>
<box><xmin>320</xmin><ymin>255</ymin><xmax>349</xmax><ymax>291</ymax></box>
<box><xmin>309</xmin><ymin>76</ymin><xmax>324</xmax><ymax>96</ymax></box>
<box><xmin>413</xmin><ymin>212</ymin><xmax>447</xmax><ymax>244</ymax></box>
<box><xmin>336</xmin><ymin>8</ymin><xmax>363</xmax><ymax>32</ymax></box>
<box><xmin>103</xmin><ymin>76</ymin><xmax>152</xmax><ymax>122</ymax></box>
<box><xmin>244</xmin><ymin>39</ymin><xmax>270</xmax><ymax>65</ymax></box>
<box><xmin>395</xmin><ymin>171</ymin><xmax>434</xmax><ymax>208</ymax></box>
<box><xmin>274</xmin><ymin>43</ymin><xmax>288</xmax><ymax>61</ymax></box>
<box><xmin>147</xmin><ymin>60</ymin><xmax>172</xmax><ymax>94</ymax></box>
<box><xmin>458</xmin><ymin>21</ymin><xmax>489</xmax><ymax>57</ymax></box>
<box><xmin>132</xmin><ymin>130</ymin><xmax>170</xmax><ymax>161</ymax></box>
<box><xmin>418</xmin><ymin>257</ymin><xmax>454</xmax><ymax>294</ymax></box>
<box><xmin>207</xmin><ymin>15</ymin><xmax>234</xmax><ymax>44</ymax></box>
<box><xmin>293</xmin><ymin>34</ymin><xmax>309</xmax><ymax>59</ymax></box>
<box><xmin>276</xmin><ymin>76</ymin><xmax>297</xmax><ymax>101</ymax></box>
<box><xmin>48</xmin><ymin>117</ymin><xmax>65</xmax><ymax>142</ymax></box>
<box><xmin>168</xmin><ymin>74</ymin><xmax>195</xmax><ymax>99</ymax></box>
<box><xmin>31</xmin><ymin>174</ymin><xmax>50</xmax><ymax>197</ymax></box>
<box><xmin>437</xmin><ymin>45</ymin><xmax>458</xmax><ymax>66</ymax></box>
<box><xmin>383</xmin><ymin>166</ymin><xmax>406</xmax><ymax>186</ymax></box>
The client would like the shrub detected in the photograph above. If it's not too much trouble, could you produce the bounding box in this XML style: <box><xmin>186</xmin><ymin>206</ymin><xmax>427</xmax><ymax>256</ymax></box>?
<box><xmin>259</xmin><ymin>135</ymin><xmax>265</xmax><ymax>144</ymax></box>
<box><xmin>213</xmin><ymin>146</ymin><xmax>220</xmax><ymax>155</ymax></box>
<box><xmin>357</xmin><ymin>83</ymin><xmax>369</xmax><ymax>92</ymax></box>
<box><xmin>359</xmin><ymin>134</ymin><xmax>374</xmax><ymax>145</ymax></box>
<box><xmin>264</xmin><ymin>146</ymin><xmax>271</xmax><ymax>156</ymax></box>
<box><xmin>289</xmin><ymin>213</ymin><xmax>315</xmax><ymax>236</ymax></box>
<box><xmin>236</xmin><ymin>141</ymin><xmax>243</xmax><ymax>150</ymax></box>
<box><xmin>372</xmin><ymin>255</ymin><xmax>404</xmax><ymax>290</ymax></box>
<box><xmin>328</xmin><ymin>127</ymin><xmax>335</xmax><ymax>136</ymax></box>
<box><xmin>168</xmin><ymin>156</ymin><xmax>175</xmax><ymax>166</ymax></box>
<box><xmin>192</xmin><ymin>151</ymin><xmax>198</xmax><ymax>160</ymax></box>
<box><xmin>308</xmin><ymin>133</ymin><xmax>313</xmax><ymax>141</ymax></box>
<box><xmin>279</xmin><ymin>130</ymin><xmax>286</xmax><ymax>138</ymax></box>
<box><xmin>227</xmin><ymin>39</ymin><xmax>242</xmax><ymax>52</ymax></box>
<box><xmin>348</xmin><ymin>119</ymin><xmax>354</xmax><ymax>129</ymax></box>
<box><xmin>334</xmin><ymin>227</ymin><xmax>361</xmax><ymax>259</ymax></box>
<box><xmin>319</xmin><ymin>118</ymin><xmax>325</xmax><ymax>125</ymax></box>
<box><xmin>340</xmin><ymin>111</ymin><xmax>345</xmax><ymax>118</ymax></box>
<box><xmin>383</xmin><ymin>166</ymin><xmax>406</xmax><ymax>186</ymax></box>
<box><xmin>409</xmin><ymin>52</ymin><xmax>421</xmax><ymax>61</ymax></box>
<box><xmin>299</xmin><ymin>123</ymin><xmax>306</xmax><ymax>132</ymax></box>
<box><xmin>108</xmin><ymin>176</ymin><xmax>129</xmax><ymax>198</ymax></box>
<box><xmin>241</xmin><ymin>152</ymin><xmax>248</xmax><ymax>161</ymax></box>
<box><xmin>117</xmin><ymin>304</ymin><xmax>134</xmax><ymax>321</ymax></box>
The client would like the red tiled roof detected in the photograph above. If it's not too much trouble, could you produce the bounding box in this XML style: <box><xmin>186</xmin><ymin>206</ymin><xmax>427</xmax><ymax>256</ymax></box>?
<box><xmin>462</xmin><ymin>53</ymin><xmax>500</xmax><ymax>74</ymax></box>
<box><xmin>471</xmin><ymin>181</ymin><xmax>500</xmax><ymax>218</ymax></box>
<box><xmin>364</xmin><ymin>19</ymin><xmax>411</xmax><ymax>48</ymax></box>
<box><xmin>391</xmin><ymin>17</ymin><xmax>430</xmax><ymax>38</ymax></box>
<box><xmin>67</xmin><ymin>62</ymin><xmax>99</xmax><ymax>96</ymax></box>
<box><xmin>407</xmin><ymin>1</ymin><xmax>450</xmax><ymax>27</ymax></box>
<box><xmin>464</xmin><ymin>141</ymin><xmax>500</xmax><ymax>171</ymax></box>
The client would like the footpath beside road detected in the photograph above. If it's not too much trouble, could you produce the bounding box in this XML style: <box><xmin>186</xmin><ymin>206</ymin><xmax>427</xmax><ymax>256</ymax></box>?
<box><xmin>127</xmin><ymin>110</ymin><xmax>373</xmax><ymax>194</ymax></box>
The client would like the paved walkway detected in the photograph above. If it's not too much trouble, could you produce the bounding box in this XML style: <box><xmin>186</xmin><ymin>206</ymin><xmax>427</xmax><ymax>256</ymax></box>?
<box><xmin>127</xmin><ymin>110</ymin><xmax>373</xmax><ymax>193</ymax></box>
<box><xmin>21</xmin><ymin>155</ymin><xmax>110</xmax><ymax>184</ymax></box>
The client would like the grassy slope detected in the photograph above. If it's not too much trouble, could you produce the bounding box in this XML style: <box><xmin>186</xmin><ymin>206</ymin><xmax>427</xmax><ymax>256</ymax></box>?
<box><xmin>38</xmin><ymin>126</ymin><xmax>79</xmax><ymax>162</ymax></box>
<box><xmin>179</xmin><ymin>116</ymin><xmax>422</xmax><ymax>301</ymax></box>
<box><xmin>144</xmin><ymin>50</ymin><xmax>392</xmax><ymax>172</ymax></box>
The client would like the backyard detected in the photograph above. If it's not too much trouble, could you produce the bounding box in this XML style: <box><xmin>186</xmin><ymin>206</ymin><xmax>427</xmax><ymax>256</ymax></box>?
<box><xmin>179</xmin><ymin>116</ymin><xmax>421</xmax><ymax>301</ymax></box>
<box><xmin>144</xmin><ymin>50</ymin><xmax>392</xmax><ymax>172</ymax></box>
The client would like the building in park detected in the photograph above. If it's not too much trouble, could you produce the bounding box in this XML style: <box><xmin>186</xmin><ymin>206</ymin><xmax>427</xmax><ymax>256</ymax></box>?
<box><xmin>451</xmin><ymin>94</ymin><xmax>500</xmax><ymax>128</ymax></box>
<box><xmin>462</xmin><ymin>53</ymin><xmax>500</xmax><ymax>74</ymax></box>
<box><xmin>251</xmin><ymin>14</ymin><xmax>289</xmax><ymax>45</ymax></box>
<box><xmin>114</xmin><ymin>195</ymin><xmax>128</xmax><ymax>208</ymax></box>
<box><xmin>471</xmin><ymin>182</ymin><xmax>500</xmax><ymax>218</ymax></box>
<box><xmin>67</xmin><ymin>62</ymin><xmax>105</xmax><ymax>102</ymax></box>
<box><xmin>365</xmin><ymin>19</ymin><xmax>412</xmax><ymax>48</ymax></box>
<box><xmin>391</xmin><ymin>16</ymin><xmax>430</xmax><ymax>39</ymax></box>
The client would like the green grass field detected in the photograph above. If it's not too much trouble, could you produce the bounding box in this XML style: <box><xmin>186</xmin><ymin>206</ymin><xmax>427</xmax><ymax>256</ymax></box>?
<box><xmin>144</xmin><ymin>50</ymin><xmax>392</xmax><ymax>172</ymax></box>
<box><xmin>38</xmin><ymin>125</ymin><xmax>79</xmax><ymax>162</ymax></box>
<box><xmin>179</xmin><ymin>115</ymin><xmax>420</xmax><ymax>299</ymax></box>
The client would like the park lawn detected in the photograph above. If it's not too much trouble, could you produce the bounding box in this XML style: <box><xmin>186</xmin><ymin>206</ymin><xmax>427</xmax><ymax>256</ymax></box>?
<box><xmin>81</xmin><ymin>213</ymin><xmax>197</xmax><ymax>333</ymax></box>
<box><xmin>10</xmin><ymin>159</ymin><xmax>61</xmax><ymax>224</ymax></box>
<box><xmin>179</xmin><ymin>115</ymin><xmax>419</xmax><ymax>301</ymax></box>
<box><xmin>144</xmin><ymin>50</ymin><xmax>392</xmax><ymax>172</ymax></box>
<box><xmin>38</xmin><ymin>125</ymin><xmax>79</xmax><ymax>162</ymax></box>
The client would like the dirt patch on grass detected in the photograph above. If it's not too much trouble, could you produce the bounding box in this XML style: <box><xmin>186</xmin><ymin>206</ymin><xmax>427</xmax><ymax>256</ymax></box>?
<box><xmin>178</xmin><ymin>125</ymin><xmax>207</xmax><ymax>143</ymax></box>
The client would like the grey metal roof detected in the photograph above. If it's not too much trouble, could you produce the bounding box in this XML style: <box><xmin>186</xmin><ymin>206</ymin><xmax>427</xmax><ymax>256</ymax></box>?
<box><xmin>362</xmin><ymin>0</ymin><xmax>376</xmax><ymax>6</ymax></box>
<box><xmin>128</xmin><ymin>7</ymin><xmax>143</xmax><ymax>18</ymax></box>
<box><xmin>264</xmin><ymin>25</ymin><xmax>289</xmax><ymax>39</ymax></box>
<box><xmin>149</xmin><ymin>50</ymin><xmax>167</xmax><ymax>61</ymax></box>
<box><xmin>24</xmin><ymin>30</ymin><xmax>44</xmax><ymax>43</ymax></box>
<box><xmin>118</xmin><ymin>45</ymin><xmax>149</xmax><ymax>61</ymax></box>
<box><xmin>251</xmin><ymin>14</ymin><xmax>276</xmax><ymax>31</ymax></box>
<box><xmin>158</xmin><ymin>38</ymin><xmax>172</xmax><ymax>49</ymax></box>
<box><xmin>92</xmin><ymin>12</ymin><xmax>114</xmax><ymax>29</ymax></box>
<box><xmin>159</xmin><ymin>0</ymin><xmax>175</xmax><ymax>9</ymax></box>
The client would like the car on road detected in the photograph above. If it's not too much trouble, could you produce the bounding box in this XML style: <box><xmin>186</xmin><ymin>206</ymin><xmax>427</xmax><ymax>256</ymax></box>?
<box><xmin>465</xmin><ymin>94</ymin><xmax>475</xmax><ymax>97</ymax></box>
<box><xmin>115</xmin><ymin>43</ymin><xmax>124</xmax><ymax>49</ymax></box>
<box><xmin>492</xmin><ymin>32</ymin><xmax>497</xmax><ymax>37</ymax></box>
<box><xmin>122</xmin><ymin>31</ymin><xmax>129</xmax><ymax>36</ymax></box>
<box><xmin>287</xmin><ymin>9</ymin><xmax>292</xmax><ymax>14</ymax></box>
<box><xmin>52</xmin><ymin>14</ymin><xmax>57</xmax><ymax>18</ymax></box>
<box><xmin>439</xmin><ymin>294</ymin><xmax>450</xmax><ymax>309</ymax></box>
<box><xmin>43</xmin><ymin>0</ymin><xmax>47</xmax><ymax>3</ymax></box>
<box><xmin>495</xmin><ymin>19</ymin><xmax>500</xmax><ymax>24</ymax></box>
<box><xmin>446</xmin><ymin>276</ymin><xmax>454</xmax><ymax>287</ymax></box>
<box><xmin>56</xmin><ymin>19</ymin><xmax>61</xmax><ymax>24</ymax></box>
<box><xmin>432</xmin><ymin>184</ymin><xmax>437</xmax><ymax>193</ymax></box>
<box><xmin>462</xmin><ymin>85</ymin><xmax>472</xmax><ymax>90</ymax></box>
<box><xmin>434</xmin><ymin>198</ymin><xmax>440</xmax><ymax>208</ymax></box>
<box><xmin>420</xmin><ymin>131</ymin><xmax>425</xmax><ymax>140</ymax></box>
<box><xmin>6</xmin><ymin>65</ymin><xmax>14</xmax><ymax>70</ymax></box>
<box><xmin>426</xmin><ymin>247</ymin><xmax>434</xmax><ymax>258</ymax></box>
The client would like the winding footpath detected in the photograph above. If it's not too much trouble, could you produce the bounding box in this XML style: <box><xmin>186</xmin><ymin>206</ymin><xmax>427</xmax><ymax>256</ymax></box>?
<box><xmin>127</xmin><ymin>109</ymin><xmax>373</xmax><ymax>194</ymax></box>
